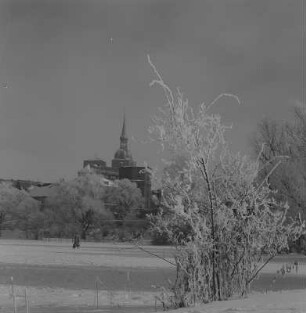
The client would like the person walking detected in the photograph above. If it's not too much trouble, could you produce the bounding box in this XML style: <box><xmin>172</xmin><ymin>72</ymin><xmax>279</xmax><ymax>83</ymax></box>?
<box><xmin>72</xmin><ymin>234</ymin><xmax>80</xmax><ymax>249</ymax></box>
<box><xmin>294</xmin><ymin>260</ymin><xmax>299</xmax><ymax>274</ymax></box>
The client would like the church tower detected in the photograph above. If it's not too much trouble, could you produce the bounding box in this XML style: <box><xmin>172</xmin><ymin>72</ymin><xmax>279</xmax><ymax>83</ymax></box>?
<box><xmin>111</xmin><ymin>114</ymin><xmax>136</xmax><ymax>171</ymax></box>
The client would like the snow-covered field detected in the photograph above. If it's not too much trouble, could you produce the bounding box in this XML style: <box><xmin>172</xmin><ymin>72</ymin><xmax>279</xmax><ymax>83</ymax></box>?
<box><xmin>0</xmin><ymin>284</ymin><xmax>157</xmax><ymax>312</ymax></box>
<box><xmin>1</xmin><ymin>283</ymin><xmax>305</xmax><ymax>313</ymax></box>
<box><xmin>0</xmin><ymin>239</ymin><xmax>174</xmax><ymax>268</ymax></box>
<box><xmin>0</xmin><ymin>239</ymin><xmax>306</xmax><ymax>313</ymax></box>
<box><xmin>1</xmin><ymin>239</ymin><xmax>305</xmax><ymax>273</ymax></box>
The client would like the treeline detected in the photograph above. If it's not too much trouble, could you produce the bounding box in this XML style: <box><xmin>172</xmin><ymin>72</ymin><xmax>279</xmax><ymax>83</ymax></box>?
<box><xmin>0</xmin><ymin>171</ymin><xmax>153</xmax><ymax>241</ymax></box>
<box><xmin>252</xmin><ymin>103</ymin><xmax>306</xmax><ymax>252</ymax></box>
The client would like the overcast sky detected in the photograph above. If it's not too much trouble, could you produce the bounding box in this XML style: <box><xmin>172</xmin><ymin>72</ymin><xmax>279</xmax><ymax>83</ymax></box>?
<box><xmin>0</xmin><ymin>0</ymin><xmax>304</xmax><ymax>182</ymax></box>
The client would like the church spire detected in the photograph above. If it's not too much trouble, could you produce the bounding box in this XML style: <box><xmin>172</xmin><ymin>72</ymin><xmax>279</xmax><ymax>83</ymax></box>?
<box><xmin>119</xmin><ymin>113</ymin><xmax>128</xmax><ymax>151</ymax></box>
<box><xmin>111</xmin><ymin>113</ymin><xmax>137</xmax><ymax>170</ymax></box>
<box><xmin>120</xmin><ymin>112</ymin><xmax>127</xmax><ymax>139</ymax></box>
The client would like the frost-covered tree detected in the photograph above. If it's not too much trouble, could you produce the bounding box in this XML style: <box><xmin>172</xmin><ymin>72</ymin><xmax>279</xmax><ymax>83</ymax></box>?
<box><xmin>147</xmin><ymin>56</ymin><xmax>304</xmax><ymax>307</ymax></box>
<box><xmin>0</xmin><ymin>183</ymin><xmax>43</xmax><ymax>236</ymax></box>
<box><xmin>0</xmin><ymin>182</ymin><xmax>20</xmax><ymax>236</ymax></box>
<box><xmin>0</xmin><ymin>182</ymin><xmax>44</xmax><ymax>238</ymax></box>
<box><xmin>13</xmin><ymin>196</ymin><xmax>43</xmax><ymax>239</ymax></box>
<box><xmin>45</xmin><ymin>172</ymin><xmax>108</xmax><ymax>239</ymax></box>
<box><xmin>103</xmin><ymin>179</ymin><xmax>144</xmax><ymax>220</ymax></box>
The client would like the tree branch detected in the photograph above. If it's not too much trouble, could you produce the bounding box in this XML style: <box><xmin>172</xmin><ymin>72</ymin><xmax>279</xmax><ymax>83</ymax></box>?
<box><xmin>230</xmin><ymin>248</ymin><xmax>245</xmax><ymax>278</ymax></box>
<box><xmin>247</xmin><ymin>254</ymin><xmax>276</xmax><ymax>285</ymax></box>
<box><xmin>134</xmin><ymin>243</ymin><xmax>176</xmax><ymax>267</ymax></box>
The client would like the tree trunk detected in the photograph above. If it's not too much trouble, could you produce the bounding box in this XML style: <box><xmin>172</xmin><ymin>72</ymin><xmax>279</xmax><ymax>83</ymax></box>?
<box><xmin>0</xmin><ymin>213</ymin><xmax>4</xmax><ymax>237</ymax></box>
<box><xmin>81</xmin><ymin>228</ymin><xmax>86</xmax><ymax>240</ymax></box>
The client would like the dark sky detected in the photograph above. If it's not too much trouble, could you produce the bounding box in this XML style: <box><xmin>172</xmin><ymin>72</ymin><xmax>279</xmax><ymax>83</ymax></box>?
<box><xmin>0</xmin><ymin>0</ymin><xmax>305</xmax><ymax>182</ymax></box>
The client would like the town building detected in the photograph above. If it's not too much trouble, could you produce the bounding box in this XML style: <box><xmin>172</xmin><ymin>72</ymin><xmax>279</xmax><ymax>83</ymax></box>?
<box><xmin>0</xmin><ymin>179</ymin><xmax>50</xmax><ymax>191</ymax></box>
<box><xmin>82</xmin><ymin>115</ymin><xmax>152</xmax><ymax>210</ymax></box>
<box><xmin>0</xmin><ymin>116</ymin><xmax>153</xmax><ymax>212</ymax></box>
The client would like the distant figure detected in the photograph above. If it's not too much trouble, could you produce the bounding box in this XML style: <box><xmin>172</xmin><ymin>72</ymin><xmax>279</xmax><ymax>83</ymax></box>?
<box><xmin>72</xmin><ymin>234</ymin><xmax>80</xmax><ymax>249</ymax></box>
<box><xmin>280</xmin><ymin>265</ymin><xmax>286</xmax><ymax>277</ymax></box>
<box><xmin>272</xmin><ymin>276</ymin><xmax>277</xmax><ymax>286</ymax></box>
<box><xmin>294</xmin><ymin>260</ymin><xmax>299</xmax><ymax>274</ymax></box>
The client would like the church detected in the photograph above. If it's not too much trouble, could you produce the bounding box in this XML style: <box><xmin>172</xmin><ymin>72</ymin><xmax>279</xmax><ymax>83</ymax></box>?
<box><xmin>82</xmin><ymin>115</ymin><xmax>152</xmax><ymax>210</ymax></box>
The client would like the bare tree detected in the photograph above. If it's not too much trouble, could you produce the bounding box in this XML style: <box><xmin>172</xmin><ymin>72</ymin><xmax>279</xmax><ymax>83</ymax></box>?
<box><xmin>252</xmin><ymin>103</ymin><xmax>306</xmax><ymax>221</ymax></box>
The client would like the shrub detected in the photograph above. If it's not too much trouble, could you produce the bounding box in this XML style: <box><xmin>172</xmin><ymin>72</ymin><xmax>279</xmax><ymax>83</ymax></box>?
<box><xmin>147</xmin><ymin>55</ymin><xmax>305</xmax><ymax>306</ymax></box>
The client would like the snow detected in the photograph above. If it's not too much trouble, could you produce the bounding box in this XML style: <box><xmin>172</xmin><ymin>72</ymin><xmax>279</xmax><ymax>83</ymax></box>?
<box><xmin>1</xmin><ymin>240</ymin><xmax>306</xmax><ymax>312</ymax></box>
<box><xmin>0</xmin><ymin>240</ymin><xmax>174</xmax><ymax>268</ymax></box>
<box><xmin>0</xmin><ymin>285</ymin><xmax>305</xmax><ymax>313</ymax></box>
<box><xmin>165</xmin><ymin>290</ymin><xmax>306</xmax><ymax>313</ymax></box>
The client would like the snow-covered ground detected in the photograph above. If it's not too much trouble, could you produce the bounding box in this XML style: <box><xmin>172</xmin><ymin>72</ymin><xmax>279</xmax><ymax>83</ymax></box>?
<box><xmin>0</xmin><ymin>284</ymin><xmax>157</xmax><ymax>312</ymax></box>
<box><xmin>165</xmin><ymin>290</ymin><xmax>306</xmax><ymax>313</ymax></box>
<box><xmin>1</xmin><ymin>240</ymin><xmax>305</xmax><ymax>273</ymax></box>
<box><xmin>0</xmin><ymin>284</ymin><xmax>305</xmax><ymax>313</ymax></box>
<box><xmin>0</xmin><ymin>240</ymin><xmax>306</xmax><ymax>313</ymax></box>
<box><xmin>0</xmin><ymin>239</ymin><xmax>174</xmax><ymax>268</ymax></box>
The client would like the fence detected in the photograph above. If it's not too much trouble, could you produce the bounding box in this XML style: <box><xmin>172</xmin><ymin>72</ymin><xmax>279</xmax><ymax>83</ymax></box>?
<box><xmin>5</xmin><ymin>275</ymin><xmax>160</xmax><ymax>313</ymax></box>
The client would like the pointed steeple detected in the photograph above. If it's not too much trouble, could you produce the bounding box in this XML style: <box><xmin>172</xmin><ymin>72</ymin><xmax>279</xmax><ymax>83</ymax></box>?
<box><xmin>112</xmin><ymin>113</ymin><xmax>137</xmax><ymax>170</ymax></box>
<box><xmin>119</xmin><ymin>113</ymin><xmax>128</xmax><ymax>151</ymax></box>
<box><xmin>120</xmin><ymin>112</ymin><xmax>127</xmax><ymax>139</ymax></box>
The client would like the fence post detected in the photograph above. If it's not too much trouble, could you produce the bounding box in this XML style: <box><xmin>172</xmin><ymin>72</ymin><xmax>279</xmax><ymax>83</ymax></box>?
<box><xmin>126</xmin><ymin>271</ymin><xmax>131</xmax><ymax>299</ymax></box>
<box><xmin>155</xmin><ymin>296</ymin><xmax>157</xmax><ymax>312</ymax></box>
<box><xmin>11</xmin><ymin>277</ymin><xmax>17</xmax><ymax>313</ymax></box>
<box><xmin>95</xmin><ymin>278</ymin><xmax>99</xmax><ymax>309</ymax></box>
<box><xmin>25</xmin><ymin>288</ymin><xmax>29</xmax><ymax>313</ymax></box>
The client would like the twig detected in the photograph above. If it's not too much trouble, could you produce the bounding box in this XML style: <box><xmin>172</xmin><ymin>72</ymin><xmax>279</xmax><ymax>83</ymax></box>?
<box><xmin>134</xmin><ymin>244</ymin><xmax>176</xmax><ymax>267</ymax></box>
<box><xmin>231</xmin><ymin>248</ymin><xmax>245</xmax><ymax>278</ymax></box>
<box><xmin>247</xmin><ymin>254</ymin><xmax>276</xmax><ymax>285</ymax></box>
<box><xmin>206</xmin><ymin>93</ymin><xmax>241</xmax><ymax>111</ymax></box>
<box><xmin>147</xmin><ymin>55</ymin><xmax>174</xmax><ymax>107</ymax></box>
<box><xmin>256</xmin><ymin>160</ymin><xmax>283</xmax><ymax>192</ymax></box>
